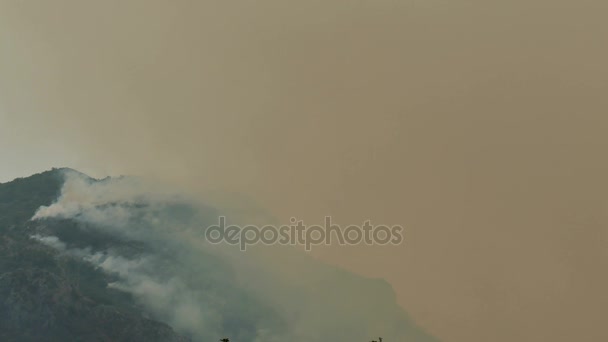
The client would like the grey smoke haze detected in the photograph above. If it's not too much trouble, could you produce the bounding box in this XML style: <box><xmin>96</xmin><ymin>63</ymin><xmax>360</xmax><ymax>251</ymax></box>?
<box><xmin>1</xmin><ymin>1</ymin><xmax>608</xmax><ymax>341</ymax></box>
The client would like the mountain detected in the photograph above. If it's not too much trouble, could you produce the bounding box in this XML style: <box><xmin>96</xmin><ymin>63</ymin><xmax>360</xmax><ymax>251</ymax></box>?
<box><xmin>0</xmin><ymin>169</ymin><xmax>189</xmax><ymax>341</ymax></box>
<box><xmin>0</xmin><ymin>169</ymin><xmax>438</xmax><ymax>342</ymax></box>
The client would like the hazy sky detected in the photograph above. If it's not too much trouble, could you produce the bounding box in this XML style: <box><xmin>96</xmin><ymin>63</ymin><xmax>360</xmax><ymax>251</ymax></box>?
<box><xmin>1</xmin><ymin>1</ymin><xmax>608</xmax><ymax>341</ymax></box>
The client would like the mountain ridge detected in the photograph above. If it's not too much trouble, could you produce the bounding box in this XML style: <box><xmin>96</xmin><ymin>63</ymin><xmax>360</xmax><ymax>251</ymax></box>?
<box><xmin>0</xmin><ymin>168</ymin><xmax>438</xmax><ymax>342</ymax></box>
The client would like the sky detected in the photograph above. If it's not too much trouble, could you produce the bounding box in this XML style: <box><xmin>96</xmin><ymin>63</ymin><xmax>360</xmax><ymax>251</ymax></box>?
<box><xmin>1</xmin><ymin>1</ymin><xmax>608</xmax><ymax>341</ymax></box>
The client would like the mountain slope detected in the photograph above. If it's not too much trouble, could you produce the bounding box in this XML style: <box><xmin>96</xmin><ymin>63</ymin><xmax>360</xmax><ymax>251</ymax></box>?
<box><xmin>0</xmin><ymin>169</ymin><xmax>438</xmax><ymax>342</ymax></box>
<box><xmin>0</xmin><ymin>169</ymin><xmax>189</xmax><ymax>341</ymax></box>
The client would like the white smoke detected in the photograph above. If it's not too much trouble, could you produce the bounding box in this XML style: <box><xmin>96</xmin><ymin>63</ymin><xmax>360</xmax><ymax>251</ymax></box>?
<box><xmin>30</xmin><ymin>234</ymin><xmax>67</xmax><ymax>251</ymax></box>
